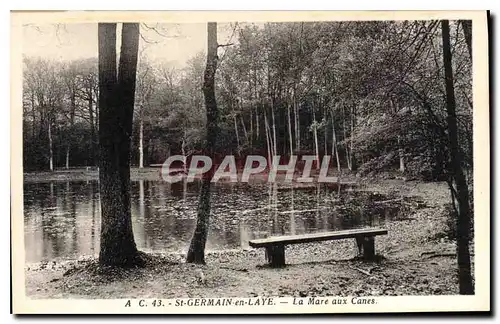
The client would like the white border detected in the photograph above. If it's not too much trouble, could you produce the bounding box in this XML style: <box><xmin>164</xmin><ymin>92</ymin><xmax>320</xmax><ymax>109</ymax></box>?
<box><xmin>3</xmin><ymin>7</ymin><xmax>489</xmax><ymax>322</ymax></box>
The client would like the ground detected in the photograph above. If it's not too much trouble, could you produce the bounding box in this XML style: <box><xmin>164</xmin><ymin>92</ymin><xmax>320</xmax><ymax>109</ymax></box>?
<box><xmin>24</xmin><ymin>169</ymin><xmax>474</xmax><ymax>298</ymax></box>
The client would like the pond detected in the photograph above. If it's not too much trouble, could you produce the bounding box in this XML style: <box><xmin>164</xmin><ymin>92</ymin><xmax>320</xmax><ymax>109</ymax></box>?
<box><xmin>23</xmin><ymin>180</ymin><xmax>393</xmax><ymax>263</ymax></box>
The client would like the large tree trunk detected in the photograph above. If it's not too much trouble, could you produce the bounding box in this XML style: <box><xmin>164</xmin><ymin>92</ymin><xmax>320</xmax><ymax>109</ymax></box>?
<box><xmin>441</xmin><ymin>20</ymin><xmax>474</xmax><ymax>295</ymax></box>
<box><xmin>98</xmin><ymin>23</ymin><xmax>141</xmax><ymax>267</ymax></box>
<box><xmin>186</xmin><ymin>22</ymin><xmax>219</xmax><ymax>264</ymax></box>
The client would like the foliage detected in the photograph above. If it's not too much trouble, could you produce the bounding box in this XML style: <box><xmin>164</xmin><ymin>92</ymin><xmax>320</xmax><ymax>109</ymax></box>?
<box><xmin>22</xmin><ymin>21</ymin><xmax>472</xmax><ymax>182</ymax></box>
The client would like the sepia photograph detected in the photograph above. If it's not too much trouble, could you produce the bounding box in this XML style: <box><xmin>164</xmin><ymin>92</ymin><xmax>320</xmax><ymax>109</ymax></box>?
<box><xmin>10</xmin><ymin>10</ymin><xmax>490</xmax><ymax>314</ymax></box>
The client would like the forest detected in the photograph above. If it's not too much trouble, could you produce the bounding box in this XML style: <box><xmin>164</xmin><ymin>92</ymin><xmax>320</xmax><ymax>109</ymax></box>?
<box><xmin>23</xmin><ymin>21</ymin><xmax>472</xmax><ymax>182</ymax></box>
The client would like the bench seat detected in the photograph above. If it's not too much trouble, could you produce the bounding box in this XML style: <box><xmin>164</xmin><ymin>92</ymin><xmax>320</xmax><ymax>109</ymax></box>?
<box><xmin>249</xmin><ymin>227</ymin><xmax>388</xmax><ymax>267</ymax></box>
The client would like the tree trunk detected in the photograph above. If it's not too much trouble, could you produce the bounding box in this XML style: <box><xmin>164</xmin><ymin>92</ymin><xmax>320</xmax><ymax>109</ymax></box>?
<box><xmin>249</xmin><ymin>108</ymin><xmax>253</xmax><ymax>150</ymax></box>
<box><xmin>89</xmin><ymin>95</ymin><xmax>96</xmax><ymax>167</ymax></box>
<box><xmin>441</xmin><ymin>19</ymin><xmax>474</xmax><ymax>295</ymax></box>
<box><xmin>398</xmin><ymin>135</ymin><xmax>405</xmax><ymax>173</ymax></box>
<box><xmin>66</xmin><ymin>94</ymin><xmax>76</xmax><ymax>170</ymax></box>
<box><xmin>95</xmin><ymin>94</ymin><xmax>99</xmax><ymax>132</ymax></box>
<box><xmin>91</xmin><ymin>183</ymin><xmax>96</xmax><ymax>251</ymax></box>
<box><xmin>181</xmin><ymin>132</ymin><xmax>187</xmax><ymax>173</ymax></box>
<box><xmin>460</xmin><ymin>20</ymin><xmax>472</xmax><ymax>60</ymax></box>
<box><xmin>240</xmin><ymin>115</ymin><xmax>248</xmax><ymax>142</ymax></box>
<box><xmin>264</xmin><ymin>113</ymin><xmax>272</xmax><ymax>164</ymax></box>
<box><xmin>233</xmin><ymin>113</ymin><xmax>240</xmax><ymax>153</ymax></box>
<box><xmin>350</xmin><ymin>104</ymin><xmax>357</xmax><ymax>171</ymax></box>
<box><xmin>312</xmin><ymin>103</ymin><xmax>319</xmax><ymax>169</ymax></box>
<box><xmin>98</xmin><ymin>23</ymin><xmax>141</xmax><ymax>267</ymax></box>
<box><xmin>324</xmin><ymin>120</ymin><xmax>327</xmax><ymax>158</ymax></box>
<box><xmin>256</xmin><ymin>106</ymin><xmax>260</xmax><ymax>140</ymax></box>
<box><xmin>65</xmin><ymin>146</ymin><xmax>70</xmax><ymax>170</ymax></box>
<box><xmin>238</xmin><ymin>98</ymin><xmax>248</xmax><ymax>143</ymax></box>
<box><xmin>342</xmin><ymin>105</ymin><xmax>352</xmax><ymax>171</ymax></box>
<box><xmin>48</xmin><ymin>120</ymin><xmax>53</xmax><ymax>171</ymax></box>
<box><xmin>271</xmin><ymin>97</ymin><xmax>277</xmax><ymax>159</ymax></box>
<box><xmin>138</xmin><ymin>180</ymin><xmax>145</xmax><ymax>224</ymax></box>
<box><xmin>290</xmin><ymin>187</ymin><xmax>296</xmax><ymax>235</ymax></box>
<box><xmin>331</xmin><ymin>111</ymin><xmax>341</xmax><ymax>172</ymax></box>
<box><xmin>186</xmin><ymin>22</ymin><xmax>219</xmax><ymax>264</ymax></box>
<box><xmin>287</xmin><ymin>102</ymin><xmax>293</xmax><ymax>157</ymax></box>
<box><xmin>294</xmin><ymin>91</ymin><xmax>300</xmax><ymax>152</ymax></box>
<box><xmin>31</xmin><ymin>93</ymin><xmax>36</xmax><ymax>139</ymax></box>
<box><xmin>390</xmin><ymin>98</ymin><xmax>405</xmax><ymax>173</ymax></box>
<box><xmin>139</xmin><ymin>111</ymin><xmax>144</xmax><ymax>168</ymax></box>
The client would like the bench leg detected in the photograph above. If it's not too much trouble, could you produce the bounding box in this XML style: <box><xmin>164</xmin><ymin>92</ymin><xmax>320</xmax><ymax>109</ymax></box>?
<box><xmin>355</xmin><ymin>236</ymin><xmax>364</xmax><ymax>255</ymax></box>
<box><xmin>362</xmin><ymin>237</ymin><xmax>375</xmax><ymax>260</ymax></box>
<box><xmin>355</xmin><ymin>236</ymin><xmax>376</xmax><ymax>260</ymax></box>
<box><xmin>265</xmin><ymin>245</ymin><xmax>286</xmax><ymax>268</ymax></box>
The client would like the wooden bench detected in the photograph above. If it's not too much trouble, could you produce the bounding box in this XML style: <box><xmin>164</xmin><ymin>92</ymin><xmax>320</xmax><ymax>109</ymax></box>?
<box><xmin>249</xmin><ymin>227</ymin><xmax>388</xmax><ymax>267</ymax></box>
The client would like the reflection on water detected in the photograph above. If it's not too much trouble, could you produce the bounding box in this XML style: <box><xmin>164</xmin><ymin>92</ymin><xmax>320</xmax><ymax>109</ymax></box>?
<box><xmin>23</xmin><ymin>180</ymin><xmax>386</xmax><ymax>263</ymax></box>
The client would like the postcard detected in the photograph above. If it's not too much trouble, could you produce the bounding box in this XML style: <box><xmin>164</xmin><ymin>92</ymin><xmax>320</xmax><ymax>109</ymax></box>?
<box><xmin>11</xmin><ymin>10</ymin><xmax>490</xmax><ymax>314</ymax></box>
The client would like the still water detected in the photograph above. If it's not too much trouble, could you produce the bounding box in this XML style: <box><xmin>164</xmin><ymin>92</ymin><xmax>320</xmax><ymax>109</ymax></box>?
<box><xmin>23</xmin><ymin>180</ymin><xmax>385</xmax><ymax>263</ymax></box>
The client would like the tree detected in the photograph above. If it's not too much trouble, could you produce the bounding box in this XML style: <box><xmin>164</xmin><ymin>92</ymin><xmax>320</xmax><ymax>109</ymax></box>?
<box><xmin>460</xmin><ymin>20</ymin><xmax>472</xmax><ymax>59</ymax></box>
<box><xmin>135</xmin><ymin>59</ymin><xmax>157</xmax><ymax>168</ymax></box>
<box><xmin>75</xmin><ymin>58</ymin><xmax>99</xmax><ymax>166</ymax></box>
<box><xmin>98</xmin><ymin>23</ymin><xmax>142</xmax><ymax>267</ymax></box>
<box><xmin>60</xmin><ymin>61</ymin><xmax>80</xmax><ymax>169</ymax></box>
<box><xmin>186</xmin><ymin>22</ymin><xmax>219</xmax><ymax>264</ymax></box>
<box><xmin>22</xmin><ymin>21</ymin><xmax>473</xmax><ymax>190</ymax></box>
<box><xmin>441</xmin><ymin>19</ymin><xmax>474</xmax><ymax>295</ymax></box>
<box><xmin>23</xmin><ymin>58</ymin><xmax>64</xmax><ymax>171</ymax></box>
